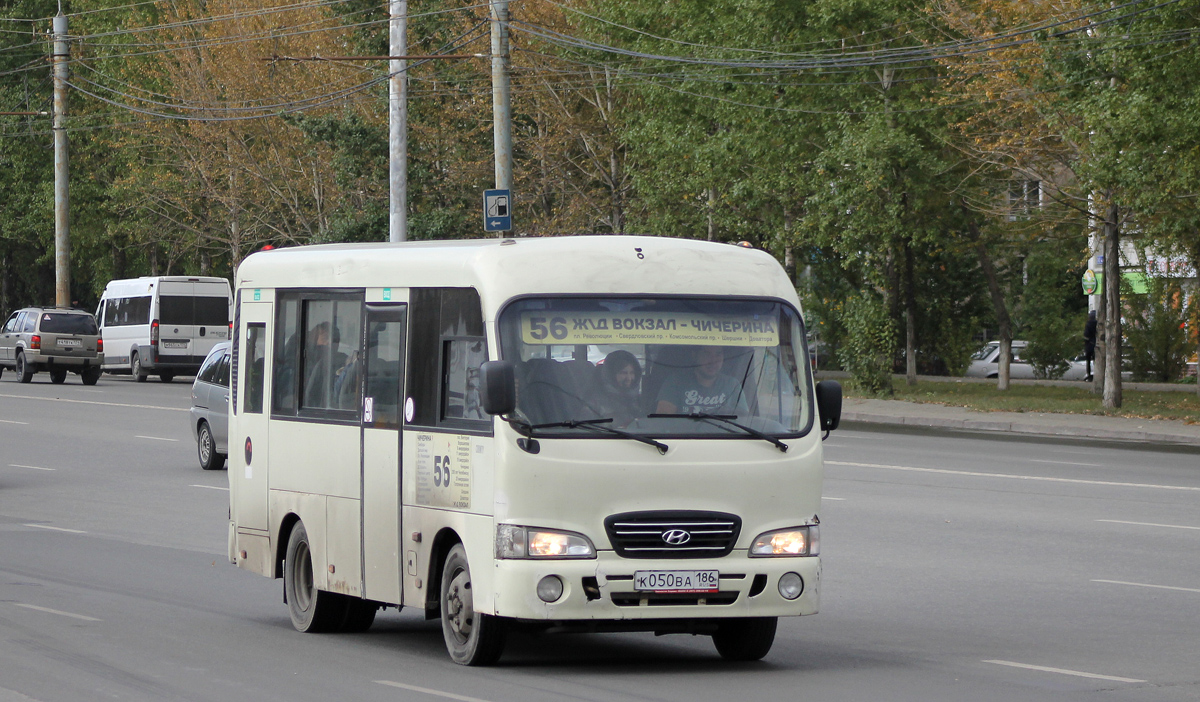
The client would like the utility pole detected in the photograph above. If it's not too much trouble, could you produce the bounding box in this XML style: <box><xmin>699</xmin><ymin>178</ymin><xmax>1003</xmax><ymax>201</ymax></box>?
<box><xmin>52</xmin><ymin>13</ymin><xmax>70</xmax><ymax>307</ymax></box>
<box><xmin>490</xmin><ymin>0</ymin><xmax>512</xmax><ymax>198</ymax></box>
<box><xmin>389</xmin><ymin>0</ymin><xmax>407</xmax><ymax>243</ymax></box>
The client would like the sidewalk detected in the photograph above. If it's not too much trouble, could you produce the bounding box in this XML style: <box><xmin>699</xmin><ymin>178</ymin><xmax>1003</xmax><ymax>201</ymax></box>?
<box><xmin>840</xmin><ymin>396</ymin><xmax>1200</xmax><ymax>447</ymax></box>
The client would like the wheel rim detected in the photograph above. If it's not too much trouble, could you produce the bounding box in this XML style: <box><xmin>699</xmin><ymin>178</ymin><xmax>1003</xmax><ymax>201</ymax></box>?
<box><xmin>444</xmin><ymin>566</ymin><xmax>475</xmax><ymax>643</ymax></box>
<box><xmin>294</xmin><ymin>541</ymin><xmax>314</xmax><ymax>611</ymax></box>
<box><xmin>199</xmin><ymin>427</ymin><xmax>212</xmax><ymax>463</ymax></box>
<box><xmin>17</xmin><ymin>355</ymin><xmax>24</xmax><ymax>374</ymax></box>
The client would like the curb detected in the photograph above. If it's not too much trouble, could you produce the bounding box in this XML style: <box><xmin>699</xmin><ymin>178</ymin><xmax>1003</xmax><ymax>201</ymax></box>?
<box><xmin>841</xmin><ymin>411</ymin><xmax>1200</xmax><ymax>448</ymax></box>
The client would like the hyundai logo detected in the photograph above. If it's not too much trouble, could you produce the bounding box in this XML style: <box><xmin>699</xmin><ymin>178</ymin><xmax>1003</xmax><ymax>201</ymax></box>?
<box><xmin>662</xmin><ymin>529</ymin><xmax>692</xmax><ymax>545</ymax></box>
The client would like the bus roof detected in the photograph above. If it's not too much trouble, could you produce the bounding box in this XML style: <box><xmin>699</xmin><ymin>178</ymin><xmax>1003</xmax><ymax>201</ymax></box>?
<box><xmin>235</xmin><ymin>236</ymin><xmax>800</xmax><ymax>317</ymax></box>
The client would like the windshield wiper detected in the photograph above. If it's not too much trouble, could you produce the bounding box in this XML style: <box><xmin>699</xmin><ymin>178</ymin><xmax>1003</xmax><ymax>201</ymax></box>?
<box><xmin>648</xmin><ymin>413</ymin><xmax>789</xmax><ymax>453</ymax></box>
<box><xmin>530</xmin><ymin>418</ymin><xmax>669</xmax><ymax>455</ymax></box>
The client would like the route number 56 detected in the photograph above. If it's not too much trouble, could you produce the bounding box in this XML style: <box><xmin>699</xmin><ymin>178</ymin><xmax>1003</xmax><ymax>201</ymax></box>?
<box><xmin>528</xmin><ymin>316</ymin><xmax>568</xmax><ymax>341</ymax></box>
<box><xmin>433</xmin><ymin>454</ymin><xmax>451</xmax><ymax>487</ymax></box>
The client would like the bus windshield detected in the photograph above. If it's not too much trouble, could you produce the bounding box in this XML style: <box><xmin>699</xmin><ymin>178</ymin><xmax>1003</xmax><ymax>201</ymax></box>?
<box><xmin>497</xmin><ymin>297</ymin><xmax>813</xmax><ymax>438</ymax></box>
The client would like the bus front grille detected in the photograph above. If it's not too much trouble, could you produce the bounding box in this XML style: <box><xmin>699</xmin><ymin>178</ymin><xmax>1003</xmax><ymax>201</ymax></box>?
<box><xmin>610</xmin><ymin>591</ymin><xmax>741</xmax><ymax>607</ymax></box>
<box><xmin>604</xmin><ymin>511</ymin><xmax>741</xmax><ymax>559</ymax></box>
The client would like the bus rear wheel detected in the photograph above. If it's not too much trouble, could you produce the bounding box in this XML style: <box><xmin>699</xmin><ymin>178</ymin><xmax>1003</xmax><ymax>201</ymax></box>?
<box><xmin>712</xmin><ymin>617</ymin><xmax>778</xmax><ymax>661</ymax></box>
<box><xmin>284</xmin><ymin>522</ymin><xmax>346</xmax><ymax>632</ymax></box>
<box><xmin>440</xmin><ymin>544</ymin><xmax>506</xmax><ymax>665</ymax></box>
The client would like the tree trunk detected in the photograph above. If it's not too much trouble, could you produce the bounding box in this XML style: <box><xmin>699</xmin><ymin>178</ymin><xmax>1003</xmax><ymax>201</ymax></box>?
<box><xmin>904</xmin><ymin>239</ymin><xmax>917</xmax><ymax>386</ymax></box>
<box><xmin>971</xmin><ymin>220</ymin><xmax>1012</xmax><ymax>390</ymax></box>
<box><xmin>1102</xmin><ymin>201</ymin><xmax>1122</xmax><ymax>408</ymax></box>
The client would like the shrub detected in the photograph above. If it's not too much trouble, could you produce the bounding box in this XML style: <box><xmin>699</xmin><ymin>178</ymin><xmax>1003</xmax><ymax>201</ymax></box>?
<box><xmin>836</xmin><ymin>291</ymin><xmax>896</xmax><ymax>396</ymax></box>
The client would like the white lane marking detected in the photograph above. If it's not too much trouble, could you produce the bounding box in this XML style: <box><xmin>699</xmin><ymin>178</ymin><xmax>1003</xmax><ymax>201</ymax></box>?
<box><xmin>1096</xmin><ymin>519</ymin><xmax>1200</xmax><ymax>531</ymax></box>
<box><xmin>190</xmin><ymin>484</ymin><xmax>229</xmax><ymax>491</ymax></box>
<box><xmin>135</xmin><ymin>435</ymin><xmax>179</xmax><ymax>442</ymax></box>
<box><xmin>12</xmin><ymin>603</ymin><xmax>101</xmax><ymax>622</ymax></box>
<box><xmin>1093</xmin><ymin>579</ymin><xmax>1200</xmax><ymax>594</ymax></box>
<box><xmin>0</xmin><ymin>419</ymin><xmax>29</xmax><ymax>425</ymax></box>
<box><xmin>826</xmin><ymin>461</ymin><xmax>1200</xmax><ymax>492</ymax></box>
<box><xmin>376</xmin><ymin>681</ymin><xmax>492</xmax><ymax>702</ymax></box>
<box><xmin>24</xmin><ymin>524</ymin><xmax>86</xmax><ymax>534</ymax></box>
<box><xmin>1029</xmin><ymin>459</ymin><xmax>1102</xmax><ymax>467</ymax></box>
<box><xmin>984</xmin><ymin>660</ymin><xmax>1145</xmax><ymax>683</ymax></box>
<box><xmin>821</xmin><ymin>496</ymin><xmax>847</xmax><ymax>501</ymax></box>
<box><xmin>0</xmin><ymin>392</ymin><xmax>187</xmax><ymax>412</ymax></box>
<box><xmin>9</xmin><ymin>464</ymin><xmax>54</xmax><ymax>471</ymax></box>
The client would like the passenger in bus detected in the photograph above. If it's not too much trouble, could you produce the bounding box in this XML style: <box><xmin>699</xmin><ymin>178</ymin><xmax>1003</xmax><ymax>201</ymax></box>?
<box><xmin>304</xmin><ymin>321</ymin><xmax>337</xmax><ymax>407</ymax></box>
<box><xmin>655</xmin><ymin>345</ymin><xmax>748</xmax><ymax>416</ymax></box>
<box><xmin>595</xmin><ymin>350</ymin><xmax>642</xmax><ymax>427</ymax></box>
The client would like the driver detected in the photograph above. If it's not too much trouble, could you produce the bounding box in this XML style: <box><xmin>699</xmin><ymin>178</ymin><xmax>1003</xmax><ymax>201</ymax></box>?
<box><xmin>655</xmin><ymin>345</ymin><xmax>748</xmax><ymax>416</ymax></box>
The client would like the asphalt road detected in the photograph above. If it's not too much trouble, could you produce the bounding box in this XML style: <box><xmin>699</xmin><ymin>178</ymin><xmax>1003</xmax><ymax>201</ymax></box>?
<box><xmin>1</xmin><ymin>374</ymin><xmax>1198</xmax><ymax>702</ymax></box>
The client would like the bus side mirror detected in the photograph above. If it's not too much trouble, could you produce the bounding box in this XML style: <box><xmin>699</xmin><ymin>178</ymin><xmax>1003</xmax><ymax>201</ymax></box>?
<box><xmin>815</xmin><ymin>380</ymin><xmax>842</xmax><ymax>432</ymax></box>
<box><xmin>480</xmin><ymin>360</ymin><xmax>517</xmax><ymax>416</ymax></box>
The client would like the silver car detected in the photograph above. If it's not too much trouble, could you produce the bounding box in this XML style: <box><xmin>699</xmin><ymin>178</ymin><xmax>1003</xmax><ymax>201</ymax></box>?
<box><xmin>0</xmin><ymin>307</ymin><xmax>104</xmax><ymax>384</ymax></box>
<box><xmin>966</xmin><ymin>340</ymin><xmax>1089</xmax><ymax>381</ymax></box>
<box><xmin>190</xmin><ymin>342</ymin><xmax>230</xmax><ymax>470</ymax></box>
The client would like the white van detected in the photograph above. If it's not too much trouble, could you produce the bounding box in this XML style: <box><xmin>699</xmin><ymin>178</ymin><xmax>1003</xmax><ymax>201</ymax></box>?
<box><xmin>97</xmin><ymin>276</ymin><xmax>232</xmax><ymax>382</ymax></box>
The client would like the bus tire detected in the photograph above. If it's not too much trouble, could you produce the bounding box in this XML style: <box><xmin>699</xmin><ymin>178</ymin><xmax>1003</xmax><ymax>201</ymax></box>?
<box><xmin>159</xmin><ymin>372</ymin><xmax>174</xmax><ymax>383</ymax></box>
<box><xmin>284</xmin><ymin>521</ymin><xmax>346</xmax><ymax>633</ymax></box>
<box><xmin>132</xmin><ymin>352</ymin><xmax>148</xmax><ymax>382</ymax></box>
<box><xmin>440</xmin><ymin>544</ymin><xmax>506</xmax><ymax>666</ymax></box>
<box><xmin>712</xmin><ymin>617</ymin><xmax>777</xmax><ymax>661</ymax></box>
<box><xmin>197</xmin><ymin>422</ymin><xmax>225</xmax><ymax>471</ymax></box>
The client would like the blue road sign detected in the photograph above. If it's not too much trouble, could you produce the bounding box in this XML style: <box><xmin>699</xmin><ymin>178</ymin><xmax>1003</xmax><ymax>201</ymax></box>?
<box><xmin>483</xmin><ymin>189</ymin><xmax>511</xmax><ymax>232</ymax></box>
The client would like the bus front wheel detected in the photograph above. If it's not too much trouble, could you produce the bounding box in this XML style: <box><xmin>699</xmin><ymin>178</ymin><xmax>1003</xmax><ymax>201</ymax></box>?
<box><xmin>712</xmin><ymin>617</ymin><xmax>778</xmax><ymax>661</ymax></box>
<box><xmin>284</xmin><ymin>521</ymin><xmax>346</xmax><ymax>633</ymax></box>
<box><xmin>440</xmin><ymin>544</ymin><xmax>506</xmax><ymax>665</ymax></box>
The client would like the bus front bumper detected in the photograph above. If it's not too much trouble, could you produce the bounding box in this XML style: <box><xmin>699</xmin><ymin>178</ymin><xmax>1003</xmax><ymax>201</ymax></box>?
<box><xmin>490</xmin><ymin>551</ymin><xmax>820</xmax><ymax>622</ymax></box>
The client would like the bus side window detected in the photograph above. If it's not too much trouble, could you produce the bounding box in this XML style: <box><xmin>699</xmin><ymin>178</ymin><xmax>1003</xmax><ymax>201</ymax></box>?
<box><xmin>273</xmin><ymin>297</ymin><xmax>300</xmax><ymax>415</ymax></box>
<box><xmin>244</xmin><ymin>323</ymin><xmax>266</xmax><ymax>414</ymax></box>
<box><xmin>406</xmin><ymin>287</ymin><xmax>489</xmax><ymax>431</ymax></box>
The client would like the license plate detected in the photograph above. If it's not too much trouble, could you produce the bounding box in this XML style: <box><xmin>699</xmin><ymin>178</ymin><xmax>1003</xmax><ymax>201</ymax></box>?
<box><xmin>162</xmin><ymin>341</ymin><xmax>188</xmax><ymax>349</ymax></box>
<box><xmin>56</xmin><ymin>338</ymin><xmax>81</xmax><ymax>347</ymax></box>
<box><xmin>634</xmin><ymin>570</ymin><xmax>719</xmax><ymax>593</ymax></box>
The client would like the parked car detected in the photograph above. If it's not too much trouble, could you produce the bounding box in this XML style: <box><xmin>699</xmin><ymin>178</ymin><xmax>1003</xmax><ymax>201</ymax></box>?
<box><xmin>190</xmin><ymin>342</ymin><xmax>230</xmax><ymax>470</ymax></box>
<box><xmin>966</xmin><ymin>340</ymin><xmax>1089</xmax><ymax>381</ymax></box>
<box><xmin>0</xmin><ymin>307</ymin><xmax>104</xmax><ymax>384</ymax></box>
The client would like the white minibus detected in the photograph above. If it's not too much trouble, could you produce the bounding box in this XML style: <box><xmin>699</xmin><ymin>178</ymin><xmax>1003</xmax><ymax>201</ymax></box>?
<box><xmin>97</xmin><ymin>276</ymin><xmax>232</xmax><ymax>381</ymax></box>
<box><xmin>226</xmin><ymin>236</ymin><xmax>841</xmax><ymax>665</ymax></box>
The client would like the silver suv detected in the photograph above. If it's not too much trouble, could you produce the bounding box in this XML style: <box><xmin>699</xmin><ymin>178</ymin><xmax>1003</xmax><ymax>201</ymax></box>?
<box><xmin>0</xmin><ymin>307</ymin><xmax>104</xmax><ymax>384</ymax></box>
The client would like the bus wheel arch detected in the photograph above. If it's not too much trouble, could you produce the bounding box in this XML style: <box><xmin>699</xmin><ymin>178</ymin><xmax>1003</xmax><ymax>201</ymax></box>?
<box><xmin>424</xmin><ymin>528</ymin><xmax>462</xmax><ymax>619</ymax></box>
<box><xmin>275</xmin><ymin>513</ymin><xmax>302</xmax><ymax>580</ymax></box>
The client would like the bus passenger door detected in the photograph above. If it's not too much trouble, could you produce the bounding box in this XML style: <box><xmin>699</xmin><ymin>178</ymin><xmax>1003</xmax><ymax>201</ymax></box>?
<box><xmin>230</xmin><ymin>301</ymin><xmax>272</xmax><ymax>575</ymax></box>
<box><xmin>361</xmin><ymin>305</ymin><xmax>406</xmax><ymax>604</ymax></box>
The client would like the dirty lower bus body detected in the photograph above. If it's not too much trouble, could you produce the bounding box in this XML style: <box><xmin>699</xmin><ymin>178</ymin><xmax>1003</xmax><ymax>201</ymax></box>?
<box><xmin>227</xmin><ymin>236</ymin><xmax>841</xmax><ymax>665</ymax></box>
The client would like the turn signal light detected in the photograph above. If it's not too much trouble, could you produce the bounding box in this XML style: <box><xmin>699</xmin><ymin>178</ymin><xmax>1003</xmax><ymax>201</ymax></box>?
<box><xmin>150</xmin><ymin>319</ymin><xmax>159</xmax><ymax>346</ymax></box>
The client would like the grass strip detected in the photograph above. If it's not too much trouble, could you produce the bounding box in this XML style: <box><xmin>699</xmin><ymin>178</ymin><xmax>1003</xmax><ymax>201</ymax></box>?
<box><xmin>845</xmin><ymin>381</ymin><xmax>1200</xmax><ymax>424</ymax></box>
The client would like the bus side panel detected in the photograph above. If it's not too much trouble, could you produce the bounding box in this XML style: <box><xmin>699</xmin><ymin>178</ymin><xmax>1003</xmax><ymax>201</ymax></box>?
<box><xmin>326</xmin><ymin>496</ymin><xmax>362</xmax><ymax>597</ymax></box>
<box><xmin>270</xmin><ymin>421</ymin><xmax>361</xmax><ymax>499</ymax></box>
<box><xmin>270</xmin><ymin>490</ymin><xmax>330</xmax><ymax>590</ymax></box>
<box><xmin>401</xmin><ymin>430</ymin><xmax>496</xmax><ymax>613</ymax></box>
<box><xmin>403</xmin><ymin>506</ymin><xmax>496</xmax><ymax>614</ymax></box>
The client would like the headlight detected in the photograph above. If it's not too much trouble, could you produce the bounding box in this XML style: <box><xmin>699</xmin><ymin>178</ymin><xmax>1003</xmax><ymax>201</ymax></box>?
<box><xmin>749</xmin><ymin>526</ymin><xmax>819</xmax><ymax>557</ymax></box>
<box><xmin>496</xmin><ymin>525</ymin><xmax>596</xmax><ymax>559</ymax></box>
